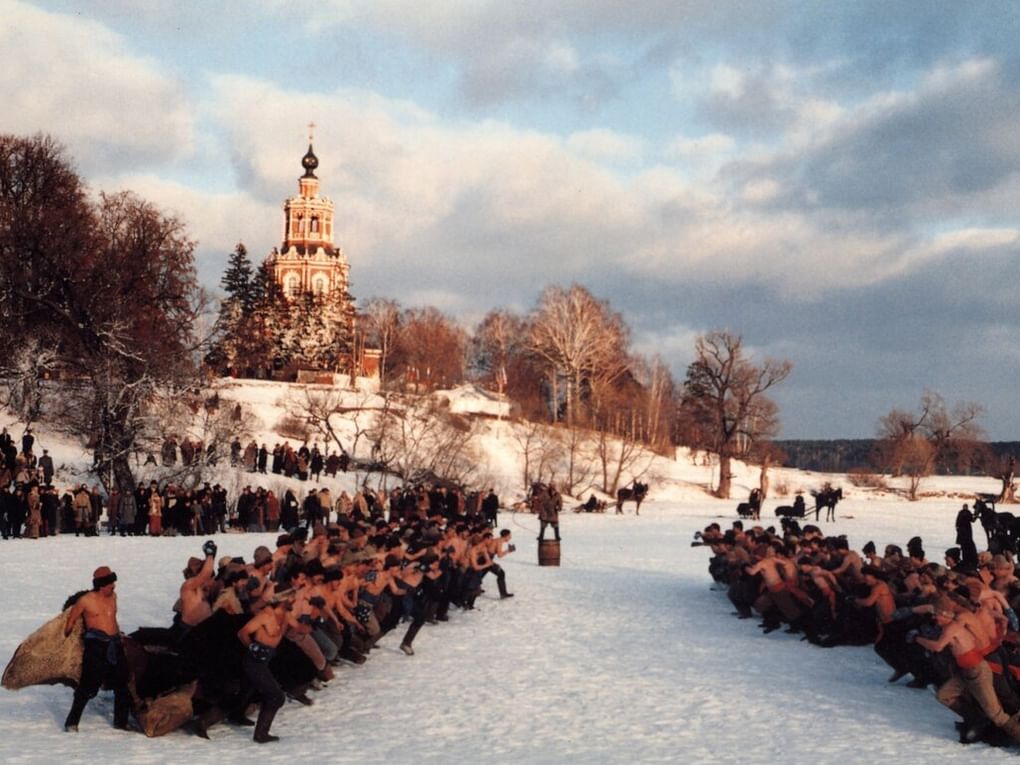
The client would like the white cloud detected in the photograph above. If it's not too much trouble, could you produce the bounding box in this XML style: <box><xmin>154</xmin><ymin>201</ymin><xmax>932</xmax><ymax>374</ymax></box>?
<box><xmin>566</xmin><ymin>129</ymin><xmax>644</xmax><ymax>163</ymax></box>
<box><xmin>199</xmin><ymin>73</ymin><xmax>1017</xmax><ymax>305</ymax></box>
<box><xmin>740</xmin><ymin>178</ymin><xmax>780</xmax><ymax>204</ymax></box>
<box><xmin>0</xmin><ymin>0</ymin><xmax>194</xmax><ymax>173</ymax></box>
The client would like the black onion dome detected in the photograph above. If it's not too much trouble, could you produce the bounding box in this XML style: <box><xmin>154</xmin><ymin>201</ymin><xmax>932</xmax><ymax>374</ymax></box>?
<box><xmin>301</xmin><ymin>144</ymin><xmax>319</xmax><ymax>178</ymax></box>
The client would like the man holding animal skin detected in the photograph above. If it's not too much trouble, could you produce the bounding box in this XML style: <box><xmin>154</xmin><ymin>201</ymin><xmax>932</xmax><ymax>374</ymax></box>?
<box><xmin>62</xmin><ymin>566</ymin><xmax>130</xmax><ymax>732</ymax></box>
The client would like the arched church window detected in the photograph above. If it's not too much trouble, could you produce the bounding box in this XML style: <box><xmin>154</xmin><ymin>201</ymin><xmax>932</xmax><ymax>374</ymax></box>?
<box><xmin>312</xmin><ymin>275</ymin><xmax>328</xmax><ymax>295</ymax></box>
<box><xmin>310</xmin><ymin>216</ymin><xmax>319</xmax><ymax>234</ymax></box>
<box><xmin>286</xmin><ymin>274</ymin><xmax>300</xmax><ymax>297</ymax></box>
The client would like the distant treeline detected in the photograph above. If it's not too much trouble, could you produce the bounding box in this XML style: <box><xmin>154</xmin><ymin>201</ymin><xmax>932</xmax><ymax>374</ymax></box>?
<box><xmin>774</xmin><ymin>440</ymin><xmax>1020</xmax><ymax>475</ymax></box>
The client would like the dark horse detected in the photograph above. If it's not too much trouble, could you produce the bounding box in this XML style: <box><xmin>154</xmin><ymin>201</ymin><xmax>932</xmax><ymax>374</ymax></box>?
<box><xmin>775</xmin><ymin>503</ymin><xmax>806</xmax><ymax>519</ymax></box>
<box><xmin>736</xmin><ymin>502</ymin><xmax>756</xmax><ymax>519</ymax></box>
<box><xmin>812</xmin><ymin>487</ymin><xmax>843</xmax><ymax>522</ymax></box>
<box><xmin>616</xmin><ymin>481</ymin><xmax>649</xmax><ymax>515</ymax></box>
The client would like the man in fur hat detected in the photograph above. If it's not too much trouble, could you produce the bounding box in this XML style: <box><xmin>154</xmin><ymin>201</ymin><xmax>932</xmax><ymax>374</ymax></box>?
<box><xmin>62</xmin><ymin>566</ymin><xmax>130</xmax><ymax>731</ymax></box>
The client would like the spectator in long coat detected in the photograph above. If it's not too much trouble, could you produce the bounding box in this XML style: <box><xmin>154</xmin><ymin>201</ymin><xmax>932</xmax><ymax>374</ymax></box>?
<box><xmin>119</xmin><ymin>491</ymin><xmax>136</xmax><ymax>536</ymax></box>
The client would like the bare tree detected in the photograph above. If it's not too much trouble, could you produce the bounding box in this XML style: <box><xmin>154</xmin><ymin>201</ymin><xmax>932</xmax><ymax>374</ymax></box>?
<box><xmin>680</xmin><ymin>331</ymin><xmax>792</xmax><ymax>499</ymax></box>
<box><xmin>875</xmin><ymin>391</ymin><xmax>985</xmax><ymax>498</ymax></box>
<box><xmin>553</xmin><ymin>423</ymin><xmax>598</xmax><ymax>495</ymax></box>
<box><xmin>999</xmin><ymin>456</ymin><xmax>1017</xmax><ymax>504</ymax></box>
<box><xmin>528</xmin><ymin>284</ymin><xmax>630</xmax><ymax>425</ymax></box>
<box><xmin>390</xmin><ymin>307</ymin><xmax>467</xmax><ymax>392</ymax></box>
<box><xmin>0</xmin><ymin>339</ymin><xmax>57</xmax><ymax>432</ymax></box>
<box><xmin>369</xmin><ymin>395</ymin><xmax>479</xmax><ymax>486</ymax></box>
<box><xmin>285</xmin><ymin>386</ymin><xmax>385</xmax><ymax>461</ymax></box>
<box><xmin>361</xmin><ymin>297</ymin><xmax>401</xmax><ymax>385</ymax></box>
<box><xmin>511</xmin><ymin>419</ymin><xmax>564</xmax><ymax>491</ymax></box>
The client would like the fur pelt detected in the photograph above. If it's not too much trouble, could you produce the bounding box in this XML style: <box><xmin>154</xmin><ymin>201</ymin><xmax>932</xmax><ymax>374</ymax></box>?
<box><xmin>135</xmin><ymin>681</ymin><xmax>197</xmax><ymax>738</ymax></box>
<box><xmin>2</xmin><ymin>608</ymin><xmax>84</xmax><ymax>690</ymax></box>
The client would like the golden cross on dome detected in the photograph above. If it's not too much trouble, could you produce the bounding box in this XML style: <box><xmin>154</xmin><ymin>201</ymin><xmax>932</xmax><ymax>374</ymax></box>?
<box><xmin>308</xmin><ymin>122</ymin><xmax>316</xmax><ymax>143</ymax></box>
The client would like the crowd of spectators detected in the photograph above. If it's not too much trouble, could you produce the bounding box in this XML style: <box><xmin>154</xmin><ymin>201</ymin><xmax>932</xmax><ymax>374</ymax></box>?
<box><xmin>0</xmin><ymin>427</ymin><xmax>502</xmax><ymax>540</ymax></box>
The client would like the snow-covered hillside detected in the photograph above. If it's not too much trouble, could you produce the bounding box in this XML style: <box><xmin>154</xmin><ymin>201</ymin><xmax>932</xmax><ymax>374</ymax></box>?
<box><xmin>2</xmin><ymin>377</ymin><xmax>995</xmax><ymax>511</ymax></box>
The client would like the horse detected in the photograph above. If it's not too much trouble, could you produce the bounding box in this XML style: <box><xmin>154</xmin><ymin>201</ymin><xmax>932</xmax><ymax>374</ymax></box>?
<box><xmin>616</xmin><ymin>481</ymin><xmax>649</xmax><ymax>515</ymax></box>
<box><xmin>975</xmin><ymin>498</ymin><xmax>1000</xmax><ymax>546</ymax></box>
<box><xmin>736</xmin><ymin>502</ymin><xmax>755</xmax><ymax>519</ymax></box>
<box><xmin>812</xmin><ymin>487</ymin><xmax>843</xmax><ymax>522</ymax></box>
<box><xmin>993</xmin><ymin>510</ymin><xmax>1020</xmax><ymax>554</ymax></box>
<box><xmin>775</xmin><ymin>504</ymin><xmax>806</xmax><ymax>519</ymax></box>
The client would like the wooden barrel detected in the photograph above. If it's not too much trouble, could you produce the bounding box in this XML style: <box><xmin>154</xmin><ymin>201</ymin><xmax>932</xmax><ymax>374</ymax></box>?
<box><xmin>538</xmin><ymin>539</ymin><xmax>561</xmax><ymax>567</ymax></box>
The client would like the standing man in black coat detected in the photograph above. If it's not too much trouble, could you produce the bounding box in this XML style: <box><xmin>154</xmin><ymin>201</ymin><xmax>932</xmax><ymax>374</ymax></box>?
<box><xmin>21</xmin><ymin>427</ymin><xmax>34</xmax><ymax>458</ymax></box>
<box><xmin>38</xmin><ymin>449</ymin><xmax>54</xmax><ymax>485</ymax></box>
<box><xmin>955</xmin><ymin>503</ymin><xmax>979</xmax><ymax>569</ymax></box>
<box><xmin>482</xmin><ymin>488</ymin><xmax>500</xmax><ymax>528</ymax></box>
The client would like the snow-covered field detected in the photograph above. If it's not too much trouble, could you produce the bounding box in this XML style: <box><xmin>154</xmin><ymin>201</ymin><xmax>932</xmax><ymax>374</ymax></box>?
<box><xmin>1</xmin><ymin>379</ymin><xmax>1014</xmax><ymax>762</ymax></box>
<box><xmin>2</xmin><ymin>492</ymin><xmax>1016</xmax><ymax>765</ymax></box>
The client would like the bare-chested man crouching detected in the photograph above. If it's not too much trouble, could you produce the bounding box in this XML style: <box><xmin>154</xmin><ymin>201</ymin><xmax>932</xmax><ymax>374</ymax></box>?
<box><xmin>63</xmin><ymin>566</ymin><xmax>130</xmax><ymax>732</ymax></box>
<box><xmin>916</xmin><ymin>599</ymin><xmax>1020</xmax><ymax>743</ymax></box>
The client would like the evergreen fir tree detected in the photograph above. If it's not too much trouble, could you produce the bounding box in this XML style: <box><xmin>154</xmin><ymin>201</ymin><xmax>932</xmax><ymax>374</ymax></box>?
<box><xmin>249</xmin><ymin>258</ymin><xmax>270</xmax><ymax>309</ymax></box>
<box><xmin>220</xmin><ymin>242</ymin><xmax>255</xmax><ymax>314</ymax></box>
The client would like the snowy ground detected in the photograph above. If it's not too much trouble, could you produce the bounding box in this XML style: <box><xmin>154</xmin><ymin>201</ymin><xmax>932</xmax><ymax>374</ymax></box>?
<box><xmin>1</xmin><ymin>493</ymin><xmax>1017</xmax><ymax>765</ymax></box>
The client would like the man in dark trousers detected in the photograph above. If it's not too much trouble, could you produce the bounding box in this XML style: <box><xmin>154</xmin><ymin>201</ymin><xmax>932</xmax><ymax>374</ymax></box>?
<box><xmin>21</xmin><ymin>427</ymin><xmax>34</xmax><ymax>457</ymax></box>
<box><xmin>955</xmin><ymin>503</ymin><xmax>978</xmax><ymax>569</ymax></box>
<box><xmin>63</xmin><ymin>566</ymin><xmax>130</xmax><ymax>731</ymax></box>
<box><xmin>538</xmin><ymin>485</ymin><xmax>561</xmax><ymax>541</ymax></box>
<box><xmin>482</xmin><ymin>488</ymin><xmax>500</xmax><ymax>528</ymax></box>
<box><xmin>38</xmin><ymin>449</ymin><xmax>54</xmax><ymax>485</ymax></box>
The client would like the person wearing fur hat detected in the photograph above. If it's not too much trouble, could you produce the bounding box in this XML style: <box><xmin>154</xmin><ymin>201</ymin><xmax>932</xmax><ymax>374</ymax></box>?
<box><xmin>62</xmin><ymin>566</ymin><xmax>130</xmax><ymax>732</ymax></box>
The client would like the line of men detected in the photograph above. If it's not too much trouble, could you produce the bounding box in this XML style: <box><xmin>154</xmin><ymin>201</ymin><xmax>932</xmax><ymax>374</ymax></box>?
<box><xmin>232</xmin><ymin>440</ymin><xmax>346</xmax><ymax>481</ymax></box>
<box><xmin>64</xmin><ymin>510</ymin><xmax>517</xmax><ymax>742</ymax></box>
<box><xmin>697</xmin><ymin>511</ymin><xmax>1020</xmax><ymax>747</ymax></box>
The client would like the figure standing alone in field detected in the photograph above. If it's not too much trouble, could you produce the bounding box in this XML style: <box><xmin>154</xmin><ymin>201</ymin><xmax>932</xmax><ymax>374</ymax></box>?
<box><xmin>538</xmin><ymin>485</ymin><xmax>561</xmax><ymax>541</ymax></box>
<box><xmin>748</xmin><ymin>488</ymin><xmax>762</xmax><ymax>521</ymax></box>
<box><xmin>63</xmin><ymin>566</ymin><xmax>130</xmax><ymax>732</ymax></box>
<box><xmin>955</xmin><ymin>503</ymin><xmax>978</xmax><ymax>569</ymax></box>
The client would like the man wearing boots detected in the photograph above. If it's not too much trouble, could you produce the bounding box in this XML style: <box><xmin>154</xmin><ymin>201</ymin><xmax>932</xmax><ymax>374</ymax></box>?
<box><xmin>237</xmin><ymin>598</ymin><xmax>291</xmax><ymax>743</ymax></box>
<box><xmin>62</xmin><ymin>566</ymin><xmax>130</xmax><ymax>732</ymax></box>
<box><xmin>537</xmin><ymin>485</ymin><xmax>561</xmax><ymax>541</ymax></box>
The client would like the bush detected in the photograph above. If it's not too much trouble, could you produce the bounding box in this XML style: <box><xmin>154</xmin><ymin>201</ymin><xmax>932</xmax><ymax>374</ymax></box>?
<box><xmin>848</xmin><ymin>468</ymin><xmax>887</xmax><ymax>490</ymax></box>
<box><xmin>275</xmin><ymin>414</ymin><xmax>310</xmax><ymax>442</ymax></box>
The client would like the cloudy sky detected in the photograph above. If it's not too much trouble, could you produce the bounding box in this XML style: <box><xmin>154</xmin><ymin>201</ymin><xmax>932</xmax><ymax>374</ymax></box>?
<box><xmin>4</xmin><ymin>0</ymin><xmax>1020</xmax><ymax>439</ymax></box>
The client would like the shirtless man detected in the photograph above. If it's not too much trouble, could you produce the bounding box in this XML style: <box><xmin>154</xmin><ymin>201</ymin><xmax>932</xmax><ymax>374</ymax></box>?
<box><xmin>237</xmin><ymin>598</ymin><xmax>292</xmax><ymax>743</ymax></box>
<box><xmin>830</xmin><ymin>538</ymin><xmax>864</xmax><ymax>586</ymax></box>
<box><xmin>63</xmin><ymin>566</ymin><xmax>130</xmax><ymax>732</ymax></box>
<box><xmin>746</xmin><ymin>544</ymin><xmax>801</xmax><ymax>632</ymax></box>
<box><xmin>856</xmin><ymin>566</ymin><xmax>912</xmax><ymax>681</ymax></box>
<box><xmin>799</xmin><ymin>557</ymin><xmax>840</xmax><ymax>619</ymax></box>
<box><xmin>916</xmin><ymin>600</ymin><xmax>1020</xmax><ymax>743</ymax></box>
<box><xmin>178</xmin><ymin>540</ymin><xmax>218</xmax><ymax>633</ymax></box>
<box><xmin>856</xmin><ymin>566</ymin><xmax>896</xmax><ymax>625</ymax></box>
